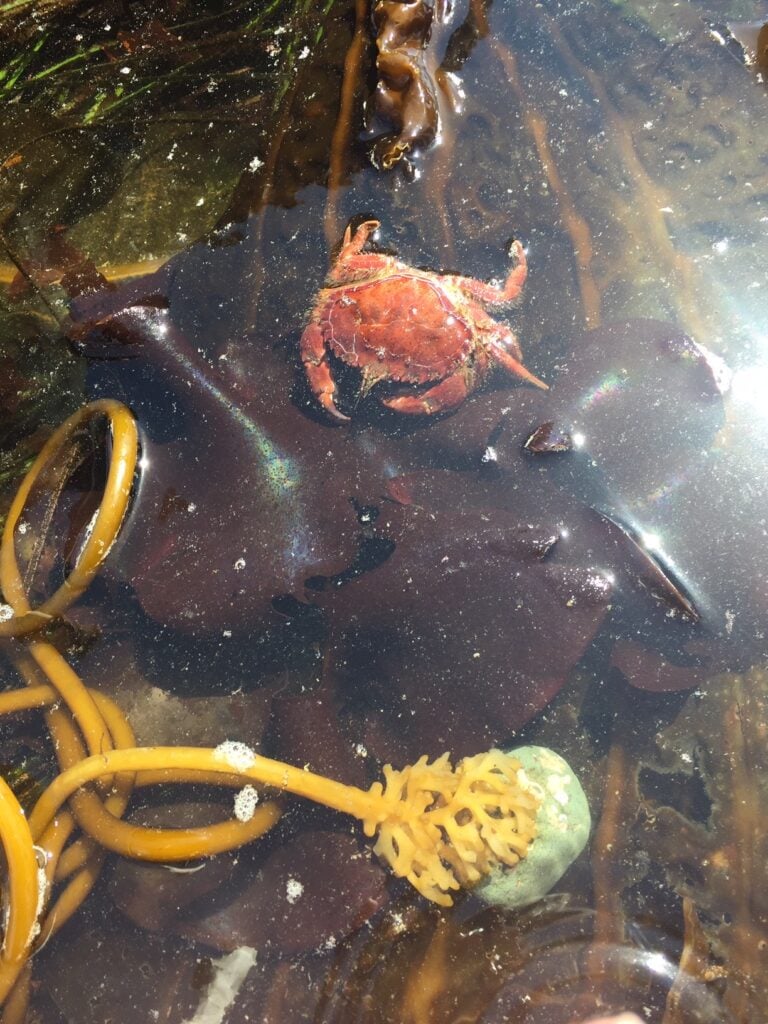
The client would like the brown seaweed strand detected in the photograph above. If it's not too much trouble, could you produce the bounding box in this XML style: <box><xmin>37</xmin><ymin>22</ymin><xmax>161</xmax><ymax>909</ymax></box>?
<box><xmin>324</xmin><ymin>0</ymin><xmax>370</xmax><ymax>250</ymax></box>
<box><xmin>0</xmin><ymin>257</ymin><xmax>167</xmax><ymax>287</ymax></box>
<box><xmin>260</xmin><ymin>963</ymin><xmax>299</xmax><ymax>1024</ymax></box>
<box><xmin>0</xmin><ymin>962</ymin><xmax>30</xmax><ymax>1024</ymax></box>
<box><xmin>719</xmin><ymin>681</ymin><xmax>764</xmax><ymax>1021</ymax></box>
<box><xmin>470</xmin><ymin>0</ymin><xmax>489</xmax><ymax>36</ymax></box>
<box><xmin>491</xmin><ymin>40</ymin><xmax>602</xmax><ymax>327</ymax></box>
<box><xmin>420</xmin><ymin>0</ymin><xmax>489</xmax><ymax>265</ymax></box>
<box><xmin>313</xmin><ymin>903</ymin><xmax>428</xmax><ymax>1024</ymax></box>
<box><xmin>589</xmin><ymin>742</ymin><xmax>634</xmax><ymax>962</ymax></box>
<box><xmin>424</xmin><ymin>74</ymin><xmax>457</xmax><ymax>264</ymax></box>
<box><xmin>402</xmin><ymin>914</ymin><xmax>450</xmax><ymax>1024</ymax></box>
<box><xmin>226</xmin><ymin>79</ymin><xmax>303</xmax><ymax>332</ymax></box>
<box><xmin>214</xmin><ymin>6</ymin><xmax>333</xmax><ymax>330</ymax></box>
<box><xmin>540</xmin><ymin>14</ymin><xmax>710</xmax><ymax>343</ymax></box>
<box><xmin>662</xmin><ymin>897</ymin><xmax>715</xmax><ymax>1024</ymax></box>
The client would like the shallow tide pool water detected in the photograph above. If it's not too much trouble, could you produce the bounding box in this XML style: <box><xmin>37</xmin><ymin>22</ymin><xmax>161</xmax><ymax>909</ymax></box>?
<box><xmin>1</xmin><ymin>1</ymin><xmax>767</xmax><ymax>1021</ymax></box>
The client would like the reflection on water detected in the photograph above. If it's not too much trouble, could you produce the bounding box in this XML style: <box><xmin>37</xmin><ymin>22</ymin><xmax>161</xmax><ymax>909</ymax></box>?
<box><xmin>1</xmin><ymin>0</ymin><xmax>768</xmax><ymax>1020</ymax></box>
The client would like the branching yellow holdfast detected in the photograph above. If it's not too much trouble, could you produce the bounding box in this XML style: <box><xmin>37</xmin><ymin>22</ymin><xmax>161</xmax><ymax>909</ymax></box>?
<box><xmin>0</xmin><ymin>400</ymin><xmax>589</xmax><ymax>1018</ymax></box>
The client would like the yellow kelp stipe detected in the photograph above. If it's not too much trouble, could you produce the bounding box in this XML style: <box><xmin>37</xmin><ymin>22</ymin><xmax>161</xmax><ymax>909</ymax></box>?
<box><xmin>0</xmin><ymin>399</ymin><xmax>138</xmax><ymax>638</ymax></box>
<box><xmin>0</xmin><ymin>777</ymin><xmax>39</xmax><ymax>1005</ymax></box>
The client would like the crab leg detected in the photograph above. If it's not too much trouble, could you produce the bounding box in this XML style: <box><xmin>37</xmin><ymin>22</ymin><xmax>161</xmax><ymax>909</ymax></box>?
<box><xmin>446</xmin><ymin>240</ymin><xmax>528</xmax><ymax>305</ymax></box>
<box><xmin>488</xmin><ymin>334</ymin><xmax>548</xmax><ymax>391</ymax></box>
<box><xmin>381</xmin><ymin>369</ymin><xmax>473</xmax><ymax>415</ymax></box>
<box><xmin>300</xmin><ymin>323</ymin><xmax>350</xmax><ymax>423</ymax></box>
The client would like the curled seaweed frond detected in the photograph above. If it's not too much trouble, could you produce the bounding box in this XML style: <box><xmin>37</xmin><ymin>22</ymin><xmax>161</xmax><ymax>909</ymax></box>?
<box><xmin>370</xmin><ymin>0</ymin><xmax>441</xmax><ymax>170</ymax></box>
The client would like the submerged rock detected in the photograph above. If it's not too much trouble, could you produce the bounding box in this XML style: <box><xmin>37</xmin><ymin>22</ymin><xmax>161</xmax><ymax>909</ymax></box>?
<box><xmin>474</xmin><ymin>746</ymin><xmax>590</xmax><ymax>910</ymax></box>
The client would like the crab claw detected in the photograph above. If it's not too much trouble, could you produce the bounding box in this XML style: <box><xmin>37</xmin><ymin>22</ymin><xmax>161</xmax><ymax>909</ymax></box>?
<box><xmin>316</xmin><ymin>391</ymin><xmax>351</xmax><ymax>424</ymax></box>
<box><xmin>342</xmin><ymin>219</ymin><xmax>381</xmax><ymax>251</ymax></box>
<box><xmin>300</xmin><ymin>322</ymin><xmax>350</xmax><ymax>423</ymax></box>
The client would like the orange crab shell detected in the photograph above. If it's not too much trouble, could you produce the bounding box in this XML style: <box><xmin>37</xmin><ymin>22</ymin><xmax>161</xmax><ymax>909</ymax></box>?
<box><xmin>320</xmin><ymin>273</ymin><xmax>476</xmax><ymax>385</ymax></box>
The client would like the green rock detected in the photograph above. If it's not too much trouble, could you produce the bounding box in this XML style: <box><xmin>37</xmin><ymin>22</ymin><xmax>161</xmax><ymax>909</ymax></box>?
<box><xmin>474</xmin><ymin>745</ymin><xmax>591</xmax><ymax>910</ymax></box>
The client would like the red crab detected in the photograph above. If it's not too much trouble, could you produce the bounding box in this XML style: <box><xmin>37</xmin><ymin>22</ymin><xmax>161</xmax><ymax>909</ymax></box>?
<box><xmin>300</xmin><ymin>219</ymin><xmax>547</xmax><ymax>422</ymax></box>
